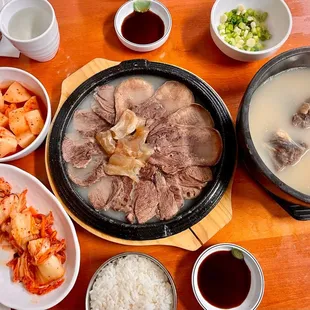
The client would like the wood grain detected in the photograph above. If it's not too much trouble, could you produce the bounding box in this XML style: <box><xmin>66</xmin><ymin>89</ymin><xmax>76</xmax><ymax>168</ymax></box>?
<box><xmin>1</xmin><ymin>0</ymin><xmax>310</xmax><ymax>309</ymax></box>
<box><xmin>45</xmin><ymin>57</ymin><xmax>233</xmax><ymax>251</ymax></box>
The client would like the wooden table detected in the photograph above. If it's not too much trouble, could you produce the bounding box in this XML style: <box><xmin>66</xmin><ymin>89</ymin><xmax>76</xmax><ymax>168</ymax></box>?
<box><xmin>1</xmin><ymin>0</ymin><xmax>310</xmax><ymax>309</ymax></box>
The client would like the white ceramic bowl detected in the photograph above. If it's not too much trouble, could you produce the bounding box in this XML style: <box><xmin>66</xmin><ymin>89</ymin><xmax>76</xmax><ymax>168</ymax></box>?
<box><xmin>0</xmin><ymin>67</ymin><xmax>51</xmax><ymax>162</ymax></box>
<box><xmin>114</xmin><ymin>0</ymin><xmax>172</xmax><ymax>52</ymax></box>
<box><xmin>192</xmin><ymin>243</ymin><xmax>264</xmax><ymax>310</ymax></box>
<box><xmin>210</xmin><ymin>0</ymin><xmax>293</xmax><ymax>62</ymax></box>
<box><xmin>0</xmin><ymin>164</ymin><xmax>80</xmax><ymax>310</ymax></box>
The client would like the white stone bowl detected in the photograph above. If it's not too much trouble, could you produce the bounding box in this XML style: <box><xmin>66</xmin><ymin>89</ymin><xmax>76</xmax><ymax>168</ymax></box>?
<box><xmin>210</xmin><ymin>0</ymin><xmax>293</xmax><ymax>62</ymax></box>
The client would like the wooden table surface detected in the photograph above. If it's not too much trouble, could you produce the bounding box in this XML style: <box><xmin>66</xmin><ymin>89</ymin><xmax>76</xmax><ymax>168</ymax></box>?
<box><xmin>1</xmin><ymin>0</ymin><xmax>310</xmax><ymax>309</ymax></box>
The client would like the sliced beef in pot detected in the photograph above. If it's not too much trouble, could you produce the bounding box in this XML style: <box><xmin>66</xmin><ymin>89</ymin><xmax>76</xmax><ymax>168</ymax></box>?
<box><xmin>154</xmin><ymin>172</ymin><xmax>179</xmax><ymax>220</ymax></box>
<box><xmin>74</xmin><ymin>110</ymin><xmax>110</xmax><ymax>137</ymax></box>
<box><xmin>292</xmin><ymin>102</ymin><xmax>310</xmax><ymax>129</ymax></box>
<box><xmin>134</xmin><ymin>81</ymin><xmax>194</xmax><ymax>128</ymax></box>
<box><xmin>62</xmin><ymin>135</ymin><xmax>102</xmax><ymax>168</ymax></box>
<box><xmin>88</xmin><ymin>177</ymin><xmax>114</xmax><ymax>210</ymax></box>
<box><xmin>67</xmin><ymin>155</ymin><xmax>107</xmax><ymax>187</ymax></box>
<box><xmin>88</xmin><ymin>176</ymin><xmax>133</xmax><ymax>214</ymax></box>
<box><xmin>165</xmin><ymin>166</ymin><xmax>212</xmax><ymax>200</ymax></box>
<box><xmin>167</xmin><ymin>104</ymin><xmax>214</xmax><ymax>127</ymax></box>
<box><xmin>133</xmin><ymin>180</ymin><xmax>158</xmax><ymax>224</ymax></box>
<box><xmin>114</xmin><ymin>78</ymin><xmax>154</xmax><ymax>122</ymax></box>
<box><xmin>181</xmin><ymin>187</ymin><xmax>201</xmax><ymax>199</ymax></box>
<box><xmin>168</xmin><ymin>183</ymin><xmax>184</xmax><ymax>208</ymax></box>
<box><xmin>177</xmin><ymin>166</ymin><xmax>213</xmax><ymax>188</ymax></box>
<box><xmin>139</xmin><ymin>163</ymin><xmax>157</xmax><ymax>181</ymax></box>
<box><xmin>148</xmin><ymin>125</ymin><xmax>223</xmax><ymax>174</ymax></box>
<box><xmin>266</xmin><ymin>130</ymin><xmax>309</xmax><ymax>171</ymax></box>
<box><xmin>93</xmin><ymin>85</ymin><xmax>116</xmax><ymax>124</ymax></box>
<box><xmin>151</xmin><ymin>103</ymin><xmax>214</xmax><ymax>135</ymax></box>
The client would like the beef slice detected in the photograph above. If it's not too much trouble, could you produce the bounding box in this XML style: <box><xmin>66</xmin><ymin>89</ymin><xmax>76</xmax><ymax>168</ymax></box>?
<box><xmin>62</xmin><ymin>135</ymin><xmax>102</xmax><ymax>168</ymax></box>
<box><xmin>67</xmin><ymin>155</ymin><xmax>106</xmax><ymax>187</ymax></box>
<box><xmin>114</xmin><ymin>78</ymin><xmax>154</xmax><ymax>122</ymax></box>
<box><xmin>148</xmin><ymin>125</ymin><xmax>223</xmax><ymax>174</ymax></box>
<box><xmin>133</xmin><ymin>180</ymin><xmax>158</xmax><ymax>224</ymax></box>
<box><xmin>74</xmin><ymin>110</ymin><xmax>110</xmax><ymax>137</ymax></box>
<box><xmin>154</xmin><ymin>172</ymin><xmax>179</xmax><ymax>220</ymax></box>
<box><xmin>134</xmin><ymin>81</ymin><xmax>194</xmax><ymax>128</ymax></box>
<box><xmin>93</xmin><ymin>85</ymin><xmax>116</xmax><ymax>124</ymax></box>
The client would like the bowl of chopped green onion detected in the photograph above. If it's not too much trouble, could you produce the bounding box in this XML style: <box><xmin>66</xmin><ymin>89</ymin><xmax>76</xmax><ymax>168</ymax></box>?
<box><xmin>210</xmin><ymin>0</ymin><xmax>292</xmax><ymax>62</ymax></box>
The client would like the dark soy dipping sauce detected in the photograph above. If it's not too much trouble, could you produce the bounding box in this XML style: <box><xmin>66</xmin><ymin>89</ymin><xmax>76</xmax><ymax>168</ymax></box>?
<box><xmin>198</xmin><ymin>251</ymin><xmax>251</xmax><ymax>309</ymax></box>
<box><xmin>121</xmin><ymin>11</ymin><xmax>165</xmax><ymax>44</ymax></box>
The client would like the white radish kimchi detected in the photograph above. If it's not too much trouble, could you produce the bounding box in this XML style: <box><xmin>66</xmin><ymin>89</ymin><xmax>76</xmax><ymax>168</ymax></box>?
<box><xmin>0</xmin><ymin>177</ymin><xmax>66</xmax><ymax>295</ymax></box>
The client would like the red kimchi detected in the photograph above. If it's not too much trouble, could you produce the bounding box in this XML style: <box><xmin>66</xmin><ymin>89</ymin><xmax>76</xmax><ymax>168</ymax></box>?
<box><xmin>0</xmin><ymin>177</ymin><xmax>66</xmax><ymax>295</ymax></box>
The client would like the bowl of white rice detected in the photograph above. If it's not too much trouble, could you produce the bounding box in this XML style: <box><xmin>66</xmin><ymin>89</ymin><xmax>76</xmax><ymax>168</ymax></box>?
<box><xmin>86</xmin><ymin>252</ymin><xmax>177</xmax><ymax>310</ymax></box>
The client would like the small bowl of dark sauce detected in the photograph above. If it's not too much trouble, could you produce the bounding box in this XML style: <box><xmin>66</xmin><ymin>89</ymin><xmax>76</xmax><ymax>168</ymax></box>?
<box><xmin>114</xmin><ymin>0</ymin><xmax>172</xmax><ymax>52</ymax></box>
<box><xmin>192</xmin><ymin>243</ymin><xmax>264</xmax><ymax>310</ymax></box>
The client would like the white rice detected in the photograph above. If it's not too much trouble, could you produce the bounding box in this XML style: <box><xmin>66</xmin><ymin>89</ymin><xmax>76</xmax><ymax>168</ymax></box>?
<box><xmin>89</xmin><ymin>255</ymin><xmax>174</xmax><ymax>310</ymax></box>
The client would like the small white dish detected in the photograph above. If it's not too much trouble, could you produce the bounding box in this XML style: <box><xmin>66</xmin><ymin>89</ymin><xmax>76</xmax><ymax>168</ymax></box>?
<box><xmin>114</xmin><ymin>0</ymin><xmax>172</xmax><ymax>52</ymax></box>
<box><xmin>210</xmin><ymin>0</ymin><xmax>293</xmax><ymax>62</ymax></box>
<box><xmin>0</xmin><ymin>0</ymin><xmax>60</xmax><ymax>62</ymax></box>
<box><xmin>0</xmin><ymin>164</ymin><xmax>80</xmax><ymax>310</ymax></box>
<box><xmin>0</xmin><ymin>67</ymin><xmax>51</xmax><ymax>163</ymax></box>
<box><xmin>192</xmin><ymin>243</ymin><xmax>264</xmax><ymax>310</ymax></box>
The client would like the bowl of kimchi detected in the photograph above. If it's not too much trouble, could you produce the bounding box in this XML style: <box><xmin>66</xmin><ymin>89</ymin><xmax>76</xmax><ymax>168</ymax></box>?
<box><xmin>0</xmin><ymin>164</ymin><xmax>80</xmax><ymax>309</ymax></box>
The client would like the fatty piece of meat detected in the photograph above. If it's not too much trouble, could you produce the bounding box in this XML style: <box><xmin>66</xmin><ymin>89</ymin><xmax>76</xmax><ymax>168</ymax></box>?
<box><xmin>114</xmin><ymin>78</ymin><xmax>154</xmax><ymax>122</ymax></box>
<box><xmin>133</xmin><ymin>180</ymin><xmax>158</xmax><ymax>224</ymax></box>
<box><xmin>134</xmin><ymin>81</ymin><xmax>194</xmax><ymax>127</ymax></box>
<box><xmin>266</xmin><ymin>130</ymin><xmax>309</xmax><ymax>171</ymax></box>
<box><xmin>154</xmin><ymin>172</ymin><xmax>179</xmax><ymax>220</ymax></box>
<box><xmin>62</xmin><ymin>135</ymin><xmax>102</xmax><ymax>168</ymax></box>
<box><xmin>151</xmin><ymin>104</ymin><xmax>214</xmax><ymax>135</ymax></box>
<box><xmin>96</xmin><ymin>130</ymin><xmax>116</xmax><ymax>155</ymax></box>
<box><xmin>292</xmin><ymin>102</ymin><xmax>310</xmax><ymax>129</ymax></box>
<box><xmin>67</xmin><ymin>155</ymin><xmax>106</xmax><ymax>187</ymax></box>
<box><xmin>93</xmin><ymin>85</ymin><xmax>116</xmax><ymax>124</ymax></box>
<box><xmin>88</xmin><ymin>176</ymin><xmax>133</xmax><ymax>214</ymax></box>
<box><xmin>115</xmin><ymin>126</ymin><xmax>154</xmax><ymax>161</ymax></box>
<box><xmin>74</xmin><ymin>110</ymin><xmax>110</xmax><ymax>137</ymax></box>
<box><xmin>104</xmin><ymin>154</ymin><xmax>145</xmax><ymax>182</ymax></box>
<box><xmin>110</xmin><ymin>109</ymin><xmax>139</xmax><ymax>140</ymax></box>
<box><xmin>148</xmin><ymin>125</ymin><xmax>223</xmax><ymax>174</ymax></box>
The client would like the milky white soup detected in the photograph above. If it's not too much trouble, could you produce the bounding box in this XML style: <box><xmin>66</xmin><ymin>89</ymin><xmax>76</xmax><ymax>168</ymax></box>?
<box><xmin>249</xmin><ymin>68</ymin><xmax>310</xmax><ymax>195</ymax></box>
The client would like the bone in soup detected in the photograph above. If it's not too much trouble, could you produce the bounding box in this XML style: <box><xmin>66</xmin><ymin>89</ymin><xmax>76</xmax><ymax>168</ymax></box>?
<box><xmin>249</xmin><ymin>68</ymin><xmax>310</xmax><ymax>195</ymax></box>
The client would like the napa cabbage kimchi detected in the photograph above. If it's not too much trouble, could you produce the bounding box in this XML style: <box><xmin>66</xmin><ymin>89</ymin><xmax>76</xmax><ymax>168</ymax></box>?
<box><xmin>0</xmin><ymin>177</ymin><xmax>66</xmax><ymax>295</ymax></box>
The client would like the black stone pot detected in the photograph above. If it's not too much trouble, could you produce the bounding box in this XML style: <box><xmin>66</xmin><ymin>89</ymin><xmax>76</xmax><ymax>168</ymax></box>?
<box><xmin>48</xmin><ymin>59</ymin><xmax>237</xmax><ymax>240</ymax></box>
<box><xmin>237</xmin><ymin>47</ymin><xmax>310</xmax><ymax>219</ymax></box>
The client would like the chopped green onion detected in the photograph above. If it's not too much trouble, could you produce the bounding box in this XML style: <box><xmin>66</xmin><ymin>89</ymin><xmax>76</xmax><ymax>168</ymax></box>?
<box><xmin>217</xmin><ymin>4</ymin><xmax>271</xmax><ymax>51</ymax></box>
